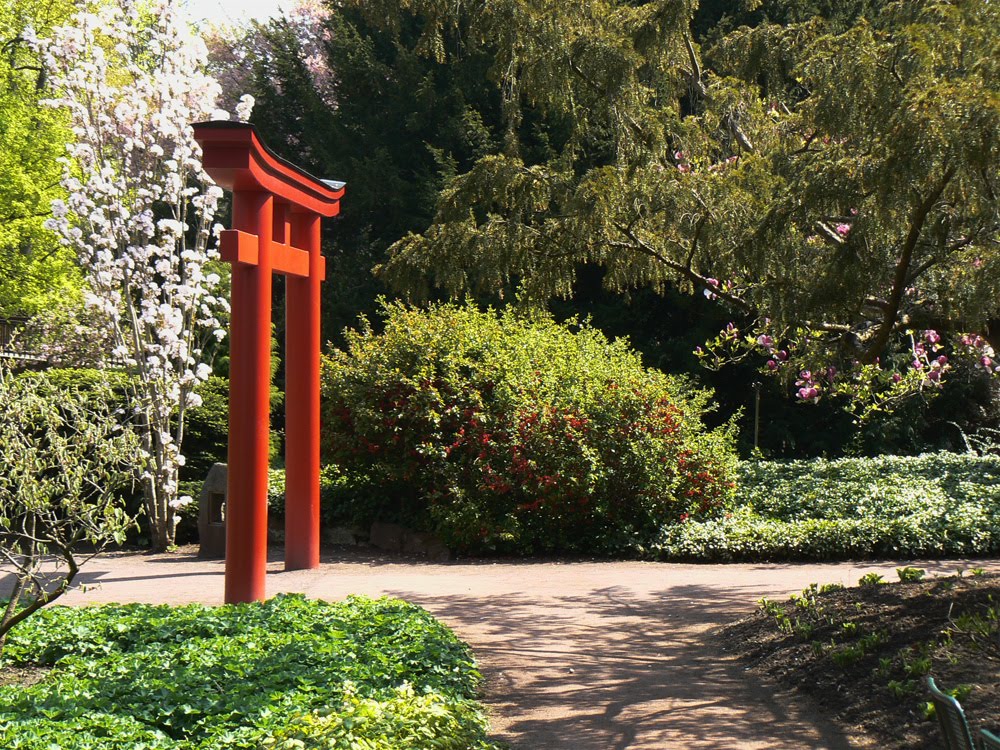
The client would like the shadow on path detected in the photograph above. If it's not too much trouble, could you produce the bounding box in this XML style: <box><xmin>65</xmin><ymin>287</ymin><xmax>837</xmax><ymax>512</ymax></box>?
<box><xmin>389</xmin><ymin>583</ymin><xmax>858</xmax><ymax>749</ymax></box>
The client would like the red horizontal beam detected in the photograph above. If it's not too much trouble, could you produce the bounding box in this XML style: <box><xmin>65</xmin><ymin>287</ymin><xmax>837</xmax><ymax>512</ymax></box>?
<box><xmin>220</xmin><ymin>230</ymin><xmax>325</xmax><ymax>280</ymax></box>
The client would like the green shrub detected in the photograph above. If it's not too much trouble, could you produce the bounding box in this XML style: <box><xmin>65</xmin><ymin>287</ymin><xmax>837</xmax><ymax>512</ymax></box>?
<box><xmin>262</xmin><ymin>685</ymin><xmax>495</xmax><ymax>750</ymax></box>
<box><xmin>175</xmin><ymin>376</ymin><xmax>287</xmax><ymax>542</ymax></box>
<box><xmin>0</xmin><ymin>594</ymin><xmax>498</xmax><ymax>749</ymax></box>
<box><xmin>321</xmin><ymin>302</ymin><xmax>737</xmax><ymax>555</ymax></box>
<box><xmin>896</xmin><ymin>566</ymin><xmax>926</xmax><ymax>582</ymax></box>
<box><xmin>15</xmin><ymin>366</ymin><xmax>132</xmax><ymax>393</ymax></box>
<box><xmin>737</xmin><ymin>453</ymin><xmax>1000</xmax><ymax>523</ymax></box>
<box><xmin>181</xmin><ymin>375</ymin><xmax>283</xmax><ymax>485</ymax></box>
<box><xmin>0</xmin><ymin>369</ymin><xmax>141</xmax><ymax>646</ymax></box>
<box><xmin>9</xmin><ymin>370</ymin><xmax>285</xmax><ymax>546</ymax></box>
<box><xmin>180</xmin><ymin>375</ymin><xmax>230</xmax><ymax>484</ymax></box>
<box><xmin>14</xmin><ymin>368</ymin><xmax>143</xmax><ymax>513</ymax></box>
<box><xmin>656</xmin><ymin>453</ymin><xmax>1000</xmax><ymax>561</ymax></box>
<box><xmin>265</xmin><ymin>465</ymin><xmax>358</xmax><ymax>529</ymax></box>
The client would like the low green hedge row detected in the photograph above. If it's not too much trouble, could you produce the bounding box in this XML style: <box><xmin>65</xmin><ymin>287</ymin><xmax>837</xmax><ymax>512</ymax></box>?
<box><xmin>258</xmin><ymin>452</ymin><xmax>1000</xmax><ymax>561</ymax></box>
<box><xmin>657</xmin><ymin>453</ymin><xmax>1000</xmax><ymax>561</ymax></box>
<box><xmin>0</xmin><ymin>595</ymin><xmax>499</xmax><ymax>749</ymax></box>
<box><xmin>738</xmin><ymin>452</ymin><xmax>1000</xmax><ymax>522</ymax></box>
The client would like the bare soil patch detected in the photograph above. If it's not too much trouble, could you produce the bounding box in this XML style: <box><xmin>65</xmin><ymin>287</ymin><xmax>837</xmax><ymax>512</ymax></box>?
<box><xmin>0</xmin><ymin>664</ymin><xmax>49</xmax><ymax>688</ymax></box>
<box><xmin>717</xmin><ymin>571</ymin><xmax>1000</xmax><ymax>749</ymax></box>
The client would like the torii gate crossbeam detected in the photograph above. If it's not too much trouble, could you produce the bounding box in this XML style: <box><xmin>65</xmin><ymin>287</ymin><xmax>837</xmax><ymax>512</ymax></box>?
<box><xmin>193</xmin><ymin>122</ymin><xmax>344</xmax><ymax>603</ymax></box>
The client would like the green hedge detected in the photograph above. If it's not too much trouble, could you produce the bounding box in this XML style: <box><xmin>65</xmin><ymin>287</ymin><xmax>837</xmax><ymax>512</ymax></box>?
<box><xmin>657</xmin><ymin>453</ymin><xmax>1000</xmax><ymax>560</ymax></box>
<box><xmin>0</xmin><ymin>594</ymin><xmax>499</xmax><ymax>749</ymax></box>
<box><xmin>321</xmin><ymin>302</ymin><xmax>738</xmax><ymax>555</ymax></box>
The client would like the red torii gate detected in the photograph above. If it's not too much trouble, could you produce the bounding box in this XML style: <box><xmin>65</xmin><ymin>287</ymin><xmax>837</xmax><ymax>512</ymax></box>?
<box><xmin>193</xmin><ymin>122</ymin><xmax>344</xmax><ymax>603</ymax></box>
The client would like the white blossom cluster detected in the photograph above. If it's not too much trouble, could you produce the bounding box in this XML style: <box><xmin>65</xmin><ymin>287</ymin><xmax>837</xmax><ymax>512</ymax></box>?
<box><xmin>34</xmin><ymin>0</ymin><xmax>249</xmax><ymax>544</ymax></box>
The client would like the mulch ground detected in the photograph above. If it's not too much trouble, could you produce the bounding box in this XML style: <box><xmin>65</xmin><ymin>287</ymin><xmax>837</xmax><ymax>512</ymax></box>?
<box><xmin>717</xmin><ymin>571</ymin><xmax>1000</xmax><ymax>749</ymax></box>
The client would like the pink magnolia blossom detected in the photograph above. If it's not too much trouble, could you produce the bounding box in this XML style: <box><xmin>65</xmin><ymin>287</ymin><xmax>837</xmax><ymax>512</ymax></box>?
<box><xmin>797</xmin><ymin>385</ymin><xmax>820</xmax><ymax>401</ymax></box>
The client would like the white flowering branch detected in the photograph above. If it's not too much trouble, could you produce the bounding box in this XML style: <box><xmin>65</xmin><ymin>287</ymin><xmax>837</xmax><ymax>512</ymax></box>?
<box><xmin>35</xmin><ymin>0</ymin><xmax>252</xmax><ymax>550</ymax></box>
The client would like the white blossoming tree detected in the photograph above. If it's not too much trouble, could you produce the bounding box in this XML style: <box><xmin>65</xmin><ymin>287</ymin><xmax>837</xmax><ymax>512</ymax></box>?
<box><xmin>37</xmin><ymin>0</ymin><xmax>247</xmax><ymax>550</ymax></box>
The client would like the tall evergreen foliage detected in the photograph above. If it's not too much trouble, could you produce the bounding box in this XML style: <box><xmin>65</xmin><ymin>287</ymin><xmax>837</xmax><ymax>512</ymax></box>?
<box><xmin>377</xmin><ymin>0</ymin><xmax>999</xmax><ymax>393</ymax></box>
<box><xmin>233</xmin><ymin>4</ymin><xmax>506</xmax><ymax>340</ymax></box>
<box><xmin>227</xmin><ymin>0</ymin><xmax>998</xmax><ymax>449</ymax></box>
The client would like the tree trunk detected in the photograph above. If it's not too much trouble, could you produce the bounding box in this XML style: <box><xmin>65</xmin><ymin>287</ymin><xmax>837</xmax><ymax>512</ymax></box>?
<box><xmin>143</xmin><ymin>477</ymin><xmax>173</xmax><ymax>552</ymax></box>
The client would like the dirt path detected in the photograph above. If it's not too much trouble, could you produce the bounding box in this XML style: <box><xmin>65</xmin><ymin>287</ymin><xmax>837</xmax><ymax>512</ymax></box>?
<box><xmin>45</xmin><ymin>550</ymin><xmax>1000</xmax><ymax>749</ymax></box>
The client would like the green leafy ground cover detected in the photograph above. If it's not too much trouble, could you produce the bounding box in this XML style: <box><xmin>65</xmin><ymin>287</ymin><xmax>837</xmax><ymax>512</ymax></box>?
<box><xmin>0</xmin><ymin>594</ymin><xmax>500</xmax><ymax>749</ymax></box>
<box><xmin>657</xmin><ymin>453</ymin><xmax>1000</xmax><ymax>561</ymax></box>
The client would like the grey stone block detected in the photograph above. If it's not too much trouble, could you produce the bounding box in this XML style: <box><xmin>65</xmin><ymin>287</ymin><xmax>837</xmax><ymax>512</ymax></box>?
<box><xmin>198</xmin><ymin>463</ymin><xmax>228</xmax><ymax>559</ymax></box>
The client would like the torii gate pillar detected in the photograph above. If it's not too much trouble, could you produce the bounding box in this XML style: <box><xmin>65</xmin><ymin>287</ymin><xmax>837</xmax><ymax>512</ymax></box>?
<box><xmin>193</xmin><ymin>122</ymin><xmax>344</xmax><ymax>603</ymax></box>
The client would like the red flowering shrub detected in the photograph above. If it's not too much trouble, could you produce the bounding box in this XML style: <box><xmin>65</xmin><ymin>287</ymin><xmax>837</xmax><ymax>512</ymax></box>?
<box><xmin>321</xmin><ymin>302</ymin><xmax>737</xmax><ymax>554</ymax></box>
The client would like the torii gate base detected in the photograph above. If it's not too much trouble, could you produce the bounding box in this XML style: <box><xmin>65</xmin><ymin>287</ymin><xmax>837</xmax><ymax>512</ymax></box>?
<box><xmin>194</xmin><ymin>122</ymin><xmax>344</xmax><ymax>603</ymax></box>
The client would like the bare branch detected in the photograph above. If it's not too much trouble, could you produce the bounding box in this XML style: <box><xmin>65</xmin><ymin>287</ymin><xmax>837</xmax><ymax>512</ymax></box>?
<box><xmin>610</xmin><ymin>223</ymin><xmax>753</xmax><ymax>312</ymax></box>
<box><xmin>815</xmin><ymin>222</ymin><xmax>847</xmax><ymax>247</ymax></box>
<box><xmin>861</xmin><ymin>167</ymin><xmax>956</xmax><ymax>363</ymax></box>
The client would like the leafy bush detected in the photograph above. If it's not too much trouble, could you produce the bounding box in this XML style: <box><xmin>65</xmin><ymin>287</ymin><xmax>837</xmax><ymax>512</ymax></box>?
<box><xmin>265</xmin><ymin>465</ymin><xmax>356</xmax><ymax>529</ymax></box>
<box><xmin>321</xmin><ymin>302</ymin><xmax>738</xmax><ymax>555</ymax></box>
<box><xmin>181</xmin><ymin>375</ymin><xmax>284</xmax><ymax>483</ymax></box>
<box><xmin>656</xmin><ymin>453</ymin><xmax>1000</xmax><ymax>561</ymax></box>
<box><xmin>175</xmin><ymin>375</ymin><xmax>289</xmax><ymax>542</ymax></box>
<box><xmin>262</xmin><ymin>684</ymin><xmax>494</xmax><ymax>750</ymax></box>
<box><xmin>180</xmin><ymin>375</ymin><xmax>230</xmax><ymax>484</ymax></box>
<box><xmin>0</xmin><ymin>594</ymin><xmax>498</xmax><ymax>749</ymax></box>
<box><xmin>0</xmin><ymin>369</ymin><xmax>140</xmax><ymax>647</ymax></box>
<box><xmin>15</xmin><ymin>366</ymin><xmax>132</xmax><ymax>393</ymax></box>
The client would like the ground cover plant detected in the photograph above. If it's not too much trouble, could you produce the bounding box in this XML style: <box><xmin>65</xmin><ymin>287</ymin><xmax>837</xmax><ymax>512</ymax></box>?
<box><xmin>0</xmin><ymin>594</ymin><xmax>500</xmax><ymax>749</ymax></box>
<box><xmin>718</xmin><ymin>571</ymin><xmax>1000</xmax><ymax>749</ymax></box>
<box><xmin>657</xmin><ymin>452</ymin><xmax>1000</xmax><ymax>561</ymax></box>
<box><xmin>321</xmin><ymin>301</ymin><xmax>738</xmax><ymax>555</ymax></box>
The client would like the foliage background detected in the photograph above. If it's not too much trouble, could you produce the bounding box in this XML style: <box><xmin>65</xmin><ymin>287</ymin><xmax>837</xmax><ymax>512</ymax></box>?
<box><xmin>0</xmin><ymin>0</ymin><xmax>81</xmax><ymax>316</ymax></box>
